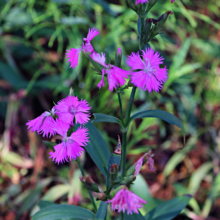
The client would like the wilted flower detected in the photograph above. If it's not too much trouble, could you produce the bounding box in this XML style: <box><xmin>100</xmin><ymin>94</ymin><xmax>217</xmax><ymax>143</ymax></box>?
<box><xmin>66</xmin><ymin>27</ymin><xmax>100</xmax><ymax>69</ymax></box>
<box><xmin>49</xmin><ymin>120</ymin><xmax>89</xmax><ymax>164</ymax></box>
<box><xmin>126</xmin><ymin>48</ymin><xmax>168</xmax><ymax>92</ymax></box>
<box><xmin>106</xmin><ymin>187</ymin><xmax>147</xmax><ymax>215</ymax></box>
<box><xmin>55</xmin><ymin>95</ymin><xmax>91</xmax><ymax>125</ymax></box>
<box><xmin>90</xmin><ymin>52</ymin><xmax>129</xmax><ymax>91</ymax></box>
<box><xmin>134</xmin><ymin>151</ymin><xmax>156</xmax><ymax>175</ymax></box>
<box><xmin>26</xmin><ymin>107</ymin><xmax>57</xmax><ymax>138</ymax></box>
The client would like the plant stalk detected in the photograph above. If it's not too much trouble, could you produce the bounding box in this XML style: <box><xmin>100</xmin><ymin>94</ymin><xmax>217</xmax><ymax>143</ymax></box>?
<box><xmin>76</xmin><ymin>159</ymin><xmax>97</xmax><ymax>213</ymax></box>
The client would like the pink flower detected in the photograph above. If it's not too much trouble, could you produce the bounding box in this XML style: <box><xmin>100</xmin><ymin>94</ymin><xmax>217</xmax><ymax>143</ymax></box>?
<box><xmin>117</xmin><ymin>47</ymin><xmax>122</xmax><ymax>56</ymax></box>
<box><xmin>66</xmin><ymin>27</ymin><xmax>100</xmax><ymax>69</ymax></box>
<box><xmin>106</xmin><ymin>187</ymin><xmax>147</xmax><ymax>215</ymax></box>
<box><xmin>135</xmin><ymin>0</ymin><xmax>149</xmax><ymax>4</ymax></box>
<box><xmin>90</xmin><ymin>52</ymin><xmax>129</xmax><ymax>91</ymax></box>
<box><xmin>134</xmin><ymin>151</ymin><xmax>156</xmax><ymax>175</ymax></box>
<box><xmin>126</xmin><ymin>48</ymin><xmax>168</xmax><ymax>92</ymax></box>
<box><xmin>171</xmin><ymin>0</ymin><xmax>175</xmax><ymax>2</ymax></box>
<box><xmin>55</xmin><ymin>95</ymin><xmax>91</xmax><ymax>125</ymax></box>
<box><xmin>49</xmin><ymin>120</ymin><xmax>89</xmax><ymax>164</ymax></box>
<box><xmin>26</xmin><ymin>107</ymin><xmax>57</xmax><ymax>138</ymax></box>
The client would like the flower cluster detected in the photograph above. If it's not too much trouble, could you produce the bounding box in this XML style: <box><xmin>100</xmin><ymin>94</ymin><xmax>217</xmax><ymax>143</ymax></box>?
<box><xmin>66</xmin><ymin>28</ymin><xmax>168</xmax><ymax>93</ymax></box>
<box><xmin>26</xmin><ymin>95</ymin><xmax>90</xmax><ymax>164</ymax></box>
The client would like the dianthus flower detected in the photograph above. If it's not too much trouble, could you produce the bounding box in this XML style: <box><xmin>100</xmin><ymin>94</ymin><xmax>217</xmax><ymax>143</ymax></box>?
<box><xmin>26</xmin><ymin>107</ymin><xmax>57</xmax><ymax>138</ymax></box>
<box><xmin>135</xmin><ymin>0</ymin><xmax>149</xmax><ymax>4</ymax></box>
<box><xmin>66</xmin><ymin>27</ymin><xmax>100</xmax><ymax>69</ymax></box>
<box><xmin>126</xmin><ymin>48</ymin><xmax>168</xmax><ymax>92</ymax></box>
<box><xmin>49</xmin><ymin>120</ymin><xmax>89</xmax><ymax>164</ymax></box>
<box><xmin>55</xmin><ymin>95</ymin><xmax>91</xmax><ymax>125</ymax></box>
<box><xmin>106</xmin><ymin>187</ymin><xmax>147</xmax><ymax>215</ymax></box>
<box><xmin>90</xmin><ymin>52</ymin><xmax>129</xmax><ymax>91</ymax></box>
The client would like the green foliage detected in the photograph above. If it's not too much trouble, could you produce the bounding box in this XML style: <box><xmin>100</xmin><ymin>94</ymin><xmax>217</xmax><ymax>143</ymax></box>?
<box><xmin>32</xmin><ymin>205</ymin><xmax>95</xmax><ymax>220</ymax></box>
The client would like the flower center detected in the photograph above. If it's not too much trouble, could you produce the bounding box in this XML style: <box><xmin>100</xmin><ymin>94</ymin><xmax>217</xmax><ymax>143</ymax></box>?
<box><xmin>62</xmin><ymin>136</ymin><xmax>69</xmax><ymax>143</ymax></box>
<box><xmin>70</xmin><ymin>106</ymin><xmax>77</xmax><ymax>114</ymax></box>
<box><xmin>144</xmin><ymin>61</ymin><xmax>156</xmax><ymax>75</ymax></box>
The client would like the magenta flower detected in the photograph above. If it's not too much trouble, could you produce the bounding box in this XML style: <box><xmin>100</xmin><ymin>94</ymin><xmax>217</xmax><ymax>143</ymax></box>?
<box><xmin>171</xmin><ymin>0</ymin><xmax>176</xmax><ymax>2</ymax></box>
<box><xmin>106</xmin><ymin>187</ymin><xmax>147</xmax><ymax>215</ymax></box>
<box><xmin>55</xmin><ymin>95</ymin><xmax>91</xmax><ymax>125</ymax></box>
<box><xmin>26</xmin><ymin>107</ymin><xmax>57</xmax><ymax>138</ymax></box>
<box><xmin>49</xmin><ymin>120</ymin><xmax>89</xmax><ymax>164</ymax></box>
<box><xmin>135</xmin><ymin>0</ymin><xmax>149</xmax><ymax>4</ymax></box>
<box><xmin>126</xmin><ymin>48</ymin><xmax>168</xmax><ymax>92</ymax></box>
<box><xmin>66</xmin><ymin>27</ymin><xmax>100</xmax><ymax>69</ymax></box>
<box><xmin>90</xmin><ymin>52</ymin><xmax>129</xmax><ymax>91</ymax></box>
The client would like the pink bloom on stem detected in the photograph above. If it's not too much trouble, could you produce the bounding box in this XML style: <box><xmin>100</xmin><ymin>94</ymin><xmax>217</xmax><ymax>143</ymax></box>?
<box><xmin>26</xmin><ymin>107</ymin><xmax>57</xmax><ymax>138</ymax></box>
<box><xmin>126</xmin><ymin>48</ymin><xmax>168</xmax><ymax>93</ymax></box>
<box><xmin>117</xmin><ymin>47</ymin><xmax>122</xmax><ymax>56</ymax></box>
<box><xmin>91</xmin><ymin>52</ymin><xmax>129</xmax><ymax>91</ymax></box>
<box><xmin>49</xmin><ymin>120</ymin><xmax>89</xmax><ymax>164</ymax></box>
<box><xmin>171</xmin><ymin>0</ymin><xmax>175</xmax><ymax>2</ymax></box>
<box><xmin>55</xmin><ymin>95</ymin><xmax>91</xmax><ymax>125</ymax></box>
<box><xmin>106</xmin><ymin>187</ymin><xmax>147</xmax><ymax>215</ymax></box>
<box><xmin>135</xmin><ymin>0</ymin><xmax>149</xmax><ymax>4</ymax></box>
<box><xmin>66</xmin><ymin>27</ymin><xmax>100</xmax><ymax>69</ymax></box>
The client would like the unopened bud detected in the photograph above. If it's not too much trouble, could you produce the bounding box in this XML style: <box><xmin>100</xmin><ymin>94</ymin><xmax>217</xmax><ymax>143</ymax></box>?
<box><xmin>80</xmin><ymin>175</ymin><xmax>100</xmax><ymax>193</ymax></box>
<box><xmin>115</xmin><ymin>48</ymin><xmax>122</xmax><ymax>67</ymax></box>
<box><xmin>121</xmin><ymin>175</ymin><xmax>136</xmax><ymax>185</ymax></box>
<box><xmin>110</xmin><ymin>163</ymin><xmax>118</xmax><ymax>174</ymax></box>
<box><xmin>69</xmin><ymin>87</ymin><xmax>74</xmax><ymax>96</ymax></box>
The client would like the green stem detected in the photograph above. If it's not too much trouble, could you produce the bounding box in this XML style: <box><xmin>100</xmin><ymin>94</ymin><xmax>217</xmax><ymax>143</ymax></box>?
<box><xmin>76</xmin><ymin>159</ymin><xmax>97</xmax><ymax>213</ymax></box>
<box><xmin>121</xmin><ymin>132</ymin><xmax>127</xmax><ymax>179</ymax></box>
<box><xmin>124</xmin><ymin>86</ymin><xmax>137</xmax><ymax>125</ymax></box>
<box><xmin>117</xmin><ymin>92</ymin><xmax>124</xmax><ymax>125</ymax></box>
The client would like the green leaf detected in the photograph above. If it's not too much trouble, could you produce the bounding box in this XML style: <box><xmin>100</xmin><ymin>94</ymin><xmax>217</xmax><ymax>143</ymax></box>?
<box><xmin>0</xmin><ymin>62</ymin><xmax>27</xmax><ymax>90</ymax></box>
<box><xmin>92</xmin><ymin>113</ymin><xmax>122</xmax><ymax>125</ymax></box>
<box><xmin>131</xmin><ymin>175</ymin><xmax>158</xmax><ymax>212</ymax></box>
<box><xmin>144</xmin><ymin>195</ymin><xmax>191</xmax><ymax>220</ymax></box>
<box><xmin>94</xmin><ymin>201</ymin><xmax>107</xmax><ymax>220</ymax></box>
<box><xmin>125</xmin><ymin>212</ymin><xmax>145</xmax><ymax>220</ymax></box>
<box><xmin>42</xmin><ymin>184</ymin><xmax>70</xmax><ymax>202</ymax></box>
<box><xmin>38</xmin><ymin>201</ymin><xmax>55</xmax><ymax>209</ymax></box>
<box><xmin>43</xmin><ymin>141</ymin><xmax>56</xmax><ymax>151</ymax></box>
<box><xmin>81</xmin><ymin>122</ymin><xmax>111</xmax><ymax>178</ymax></box>
<box><xmin>188</xmin><ymin>162</ymin><xmax>213</xmax><ymax>195</ymax></box>
<box><xmin>32</xmin><ymin>205</ymin><xmax>95</xmax><ymax>220</ymax></box>
<box><xmin>128</xmin><ymin>110</ymin><xmax>185</xmax><ymax>144</ymax></box>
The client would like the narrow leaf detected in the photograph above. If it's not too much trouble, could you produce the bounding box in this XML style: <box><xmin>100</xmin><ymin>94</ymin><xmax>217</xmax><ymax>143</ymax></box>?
<box><xmin>92</xmin><ymin>113</ymin><xmax>122</xmax><ymax>125</ymax></box>
<box><xmin>32</xmin><ymin>205</ymin><xmax>95</xmax><ymax>220</ymax></box>
<box><xmin>144</xmin><ymin>195</ymin><xmax>191</xmax><ymax>220</ymax></box>
<box><xmin>94</xmin><ymin>201</ymin><xmax>107</xmax><ymax>220</ymax></box>
<box><xmin>80</xmin><ymin>121</ymin><xmax>111</xmax><ymax>178</ymax></box>
<box><xmin>128</xmin><ymin>110</ymin><xmax>185</xmax><ymax>145</ymax></box>
<box><xmin>125</xmin><ymin>211</ymin><xmax>145</xmax><ymax>220</ymax></box>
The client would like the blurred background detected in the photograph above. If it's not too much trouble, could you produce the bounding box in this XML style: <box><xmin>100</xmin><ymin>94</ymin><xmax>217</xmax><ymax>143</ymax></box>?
<box><xmin>0</xmin><ymin>0</ymin><xmax>220</xmax><ymax>219</ymax></box>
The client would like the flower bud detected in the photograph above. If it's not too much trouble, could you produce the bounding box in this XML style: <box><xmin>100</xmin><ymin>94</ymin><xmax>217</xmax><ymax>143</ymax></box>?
<box><xmin>121</xmin><ymin>175</ymin><xmax>136</xmax><ymax>185</ymax></box>
<box><xmin>115</xmin><ymin>47</ymin><xmax>122</xmax><ymax>68</ymax></box>
<box><xmin>80</xmin><ymin>175</ymin><xmax>100</xmax><ymax>193</ymax></box>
